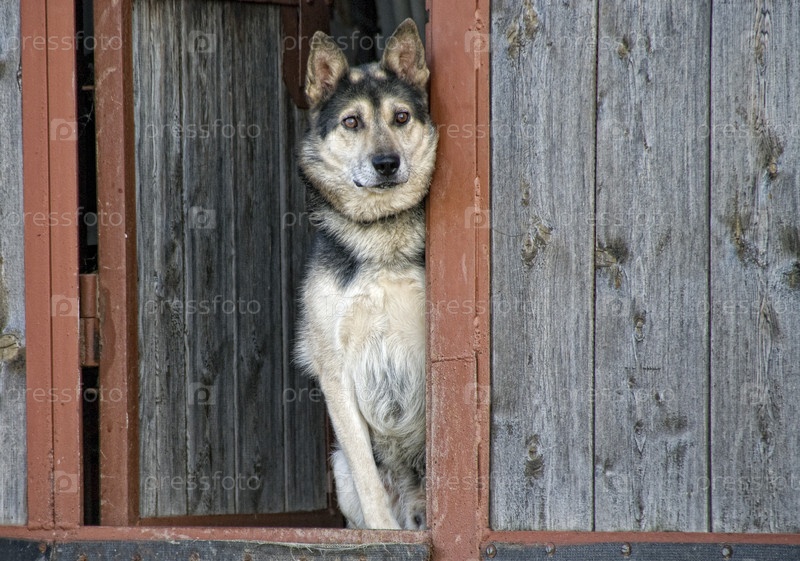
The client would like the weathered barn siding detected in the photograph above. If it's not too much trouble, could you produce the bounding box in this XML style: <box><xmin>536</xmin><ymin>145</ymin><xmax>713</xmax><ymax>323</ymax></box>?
<box><xmin>593</xmin><ymin>1</ymin><xmax>710</xmax><ymax>532</ymax></box>
<box><xmin>491</xmin><ymin>0</ymin><xmax>800</xmax><ymax>532</ymax></box>
<box><xmin>490</xmin><ymin>0</ymin><xmax>596</xmax><ymax>531</ymax></box>
<box><xmin>710</xmin><ymin>1</ymin><xmax>800</xmax><ymax>533</ymax></box>
<box><xmin>134</xmin><ymin>0</ymin><xmax>326</xmax><ymax>517</ymax></box>
<box><xmin>0</xmin><ymin>0</ymin><xmax>26</xmax><ymax>526</ymax></box>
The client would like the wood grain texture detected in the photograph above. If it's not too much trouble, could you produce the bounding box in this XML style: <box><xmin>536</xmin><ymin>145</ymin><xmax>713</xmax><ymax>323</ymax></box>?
<box><xmin>135</xmin><ymin>0</ymin><xmax>326</xmax><ymax>517</ymax></box>
<box><xmin>180</xmin><ymin>0</ymin><xmax>239</xmax><ymax>516</ymax></box>
<box><xmin>490</xmin><ymin>0</ymin><xmax>597</xmax><ymax>531</ymax></box>
<box><xmin>229</xmin><ymin>2</ymin><xmax>286</xmax><ymax>514</ymax></box>
<box><xmin>0</xmin><ymin>0</ymin><xmax>26</xmax><ymax>526</ymax></box>
<box><xmin>594</xmin><ymin>0</ymin><xmax>711</xmax><ymax>532</ymax></box>
<box><xmin>710</xmin><ymin>0</ymin><xmax>800</xmax><ymax>533</ymax></box>
<box><xmin>135</xmin><ymin>0</ymin><xmax>189</xmax><ymax>518</ymax></box>
<box><xmin>281</xmin><ymin>87</ymin><xmax>329</xmax><ymax>512</ymax></box>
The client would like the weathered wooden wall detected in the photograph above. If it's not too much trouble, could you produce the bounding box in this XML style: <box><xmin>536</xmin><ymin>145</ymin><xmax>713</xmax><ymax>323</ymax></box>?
<box><xmin>0</xmin><ymin>0</ymin><xmax>26</xmax><ymax>526</ymax></box>
<box><xmin>134</xmin><ymin>0</ymin><xmax>326</xmax><ymax>517</ymax></box>
<box><xmin>491</xmin><ymin>0</ymin><xmax>800</xmax><ymax>533</ymax></box>
<box><xmin>710</xmin><ymin>1</ymin><xmax>800</xmax><ymax>533</ymax></box>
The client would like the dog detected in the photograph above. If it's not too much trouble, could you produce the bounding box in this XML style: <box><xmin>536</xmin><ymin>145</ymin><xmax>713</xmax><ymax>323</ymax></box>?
<box><xmin>294</xmin><ymin>19</ymin><xmax>437</xmax><ymax>530</ymax></box>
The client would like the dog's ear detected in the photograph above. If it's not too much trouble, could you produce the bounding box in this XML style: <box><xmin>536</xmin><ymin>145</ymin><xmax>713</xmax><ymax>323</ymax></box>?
<box><xmin>306</xmin><ymin>32</ymin><xmax>349</xmax><ymax>107</ymax></box>
<box><xmin>380</xmin><ymin>18</ymin><xmax>429</xmax><ymax>91</ymax></box>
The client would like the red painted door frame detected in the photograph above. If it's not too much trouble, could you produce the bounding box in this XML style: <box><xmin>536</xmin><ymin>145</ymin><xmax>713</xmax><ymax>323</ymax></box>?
<box><xmin>21</xmin><ymin>0</ymin><xmax>82</xmax><ymax>531</ymax></box>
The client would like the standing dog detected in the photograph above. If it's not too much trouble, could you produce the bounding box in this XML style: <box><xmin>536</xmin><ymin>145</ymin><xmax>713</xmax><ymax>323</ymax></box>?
<box><xmin>295</xmin><ymin>19</ymin><xmax>437</xmax><ymax>529</ymax></box>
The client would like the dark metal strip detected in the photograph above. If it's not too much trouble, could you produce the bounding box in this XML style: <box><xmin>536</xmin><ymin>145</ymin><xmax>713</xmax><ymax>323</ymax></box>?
<box><xmin>485</xmin><ymin>542</ymin><xmax>800</xmax><ymax>561</ymax></box>
<box><xmin>0</xmin><ymin>539</ymin><xmax>48</xmax><ymax>561</ymax></box>
<box><xmin>49</xmin><ymin>540</ymin><xmax>428</xmax><ymax>561</ymax></box>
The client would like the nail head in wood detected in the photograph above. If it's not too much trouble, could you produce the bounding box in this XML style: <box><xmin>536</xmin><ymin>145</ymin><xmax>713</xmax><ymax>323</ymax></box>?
<box><xmin>485</xmin><ymin>543</ymin><xmax>497</xmax><ymax>558</ymax></box>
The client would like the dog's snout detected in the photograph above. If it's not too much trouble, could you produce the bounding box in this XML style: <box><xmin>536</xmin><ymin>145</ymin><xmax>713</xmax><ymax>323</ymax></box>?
<box><xmin>372</xmin><ymin>154</ymin><xmax>400</xmax><ymax>177</ymax></box>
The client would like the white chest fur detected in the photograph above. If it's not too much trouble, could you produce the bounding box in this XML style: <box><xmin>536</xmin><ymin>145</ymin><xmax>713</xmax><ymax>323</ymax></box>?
<box><xmin>303</xmin><ymin>263</ymin><xmax>426</xmax><ymax>439</ymax></box>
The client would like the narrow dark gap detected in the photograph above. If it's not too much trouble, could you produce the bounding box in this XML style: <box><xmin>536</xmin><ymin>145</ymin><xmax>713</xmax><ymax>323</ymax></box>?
<box><xmin>590</xmin><ymin>0</ymin><xmax>601</xmax><ymax>533</ymax></box>
<box><xmin>80</xmin><ymin>367</ymin><xmax>100</xmax><ymax>525</ymax></box>
<box><xmin>76</xmin><ymin>0</ymin><xmax>101</xmax><ymax>525</ymax></box>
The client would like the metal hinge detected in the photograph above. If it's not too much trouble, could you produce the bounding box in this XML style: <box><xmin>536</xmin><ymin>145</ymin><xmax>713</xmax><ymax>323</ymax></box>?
<box><xmin>79</xmin><ymin>273</ymin><xmax>100</xmax><ymax>367</ymax></box>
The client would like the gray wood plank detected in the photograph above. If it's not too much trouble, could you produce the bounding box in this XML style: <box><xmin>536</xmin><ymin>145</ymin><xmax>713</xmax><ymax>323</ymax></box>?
<box><xmin>490</xmin><ymin>0</ymin><xmax>597</xmax><ymax>531</ymax></box>
<box><xmin>136</xmin><ymin>0</ymin><xmax>327</xmax><ymax>517</ymax></box>
<box><xmin>180</xmin><ymin>0</ymin><xmax>238</xmax><ymax>515</ymax></box>
<box><xmin>281</xmin><ymin>84</ymin><xmax>328</xmax><ymax>512</ymax></box>
<box><xmin>710</xmin><ymin>1</ymin><xmax>800</xmax><ymax>533</ymax></box>
<box><xmin>135</xmin><ymin>0</ymin><xmax>190</xmax><ymax>518</ymax></box>
<box><xmin>0</xmin><ymin>0</ymin><xmax>26</xmax><ymax>526</ymax></box>
<box><xmin>229</xmin><ymin>2</ymin><xmax>286</xmax><ymax>514</ymax></box>
<box><xmin>594</xmin><ymin>0</ymin><xmax>710</xmax><ymax>532</ymax></box>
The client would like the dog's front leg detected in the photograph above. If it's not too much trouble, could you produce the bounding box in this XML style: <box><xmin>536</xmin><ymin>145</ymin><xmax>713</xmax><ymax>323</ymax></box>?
<box><xmin>321</xmin><ymin>375</ymin><xmax>400</xmax><ymax>529</ymax></box>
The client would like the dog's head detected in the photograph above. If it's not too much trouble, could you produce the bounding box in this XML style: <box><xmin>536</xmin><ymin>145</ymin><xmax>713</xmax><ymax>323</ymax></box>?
<box><xmin>300</xmin><ymin>19</ymin><xmax>438</xmax><ymax>223</ymax></box>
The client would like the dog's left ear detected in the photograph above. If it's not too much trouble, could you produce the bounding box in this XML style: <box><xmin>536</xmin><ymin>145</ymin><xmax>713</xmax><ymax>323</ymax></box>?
<box><xmin>380</xmin><ymin>19</ymin><xmax>429</xmax><ymax>91</ymax></box>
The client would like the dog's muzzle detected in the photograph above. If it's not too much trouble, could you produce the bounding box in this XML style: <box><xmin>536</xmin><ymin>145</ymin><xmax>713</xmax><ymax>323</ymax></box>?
<box><xmin>353</xmin><ymin>153</ymin><xmax>406</xmax><ymax>189</ymax></box>
<box><xmin>372</xmin><ymin>153</ymin><xmax>400</xmax><ymax>178</ymax></box>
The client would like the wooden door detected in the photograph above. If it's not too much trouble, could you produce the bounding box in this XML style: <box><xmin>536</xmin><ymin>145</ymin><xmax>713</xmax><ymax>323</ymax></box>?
<box><xmin>133</xmin><ymin>0</ymin><xmax>330</xmax><ymax>521</ymax></box>
<box><xmin>490</xmin><ymin>0</ymin><xmax>800</xmax><ymax>534</ymax></box>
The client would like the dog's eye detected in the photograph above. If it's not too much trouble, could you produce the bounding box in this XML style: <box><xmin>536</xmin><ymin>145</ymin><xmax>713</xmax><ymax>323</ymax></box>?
<box><xmin>342</xmin><ymin>116</ymin><xmax>359</xmax><ymax>129</ymax></box>
<box><xmin>395</xmin><ymin>111</ymin><xmax>410</xmax><ymax>125</ymax></box>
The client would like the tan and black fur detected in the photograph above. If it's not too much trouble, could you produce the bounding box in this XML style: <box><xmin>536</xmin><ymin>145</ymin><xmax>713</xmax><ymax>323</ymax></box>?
<box><xmin>295</xmin><ymin>20</ymin><xmax>437</xmax><ymax>529</ymax></box>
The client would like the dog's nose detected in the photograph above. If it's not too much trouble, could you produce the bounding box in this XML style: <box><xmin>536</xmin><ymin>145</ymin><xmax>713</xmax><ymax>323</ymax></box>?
<box><xmin>372</xmin><ymin>154</ymin><xmax>400</xmax><ymax>177</ymax></box>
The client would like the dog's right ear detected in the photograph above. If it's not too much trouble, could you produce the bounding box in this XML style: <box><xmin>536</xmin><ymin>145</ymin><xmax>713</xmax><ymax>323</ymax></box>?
<box><xmin>305</xmin><ymin>32</ymin><xmax>349</xmax><ymax>107</ymax></box>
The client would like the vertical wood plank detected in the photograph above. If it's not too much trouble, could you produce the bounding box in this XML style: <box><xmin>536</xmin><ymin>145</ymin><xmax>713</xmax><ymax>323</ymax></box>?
<box><xmin>710</xmin><ymin>0</ymin><xmax>800</xmax><ymax>533</ymax></box>
<box><xmin>0</xmin><ymin>0</ymin><xmax>27</xmax><ymax>526</ymax></box>
<box><xmin>594</xmin><ymin>0</ymin><xmax>710</xmax><ymax>532</ymax></box>
<box><xmin>180</xmin><ymin>0</ymin><xmax>237</xmax><ymax>515</ymax></box>
<box><xmin>135</xmin><ymin>0</ymin><xmax>327</xmax><ymax>517</ymax></box>
<box><xmin>281</xmin><ymin>79</ymin><xmax>328</xmax><ymax>512</ymax></box>
<box><xmin>490</xmin><ymin>0</ymin><xmax>597</xmax><ymax>530</ymax></box>
<box><xmin>134</xmin><ymin>0</ymin><xmax>189</xmax><ymax>517</ymax></box>
<box><xmin>229</xmin><ymin>2</ymin><xmax>286</xmax><ymax>514</ymax></box>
